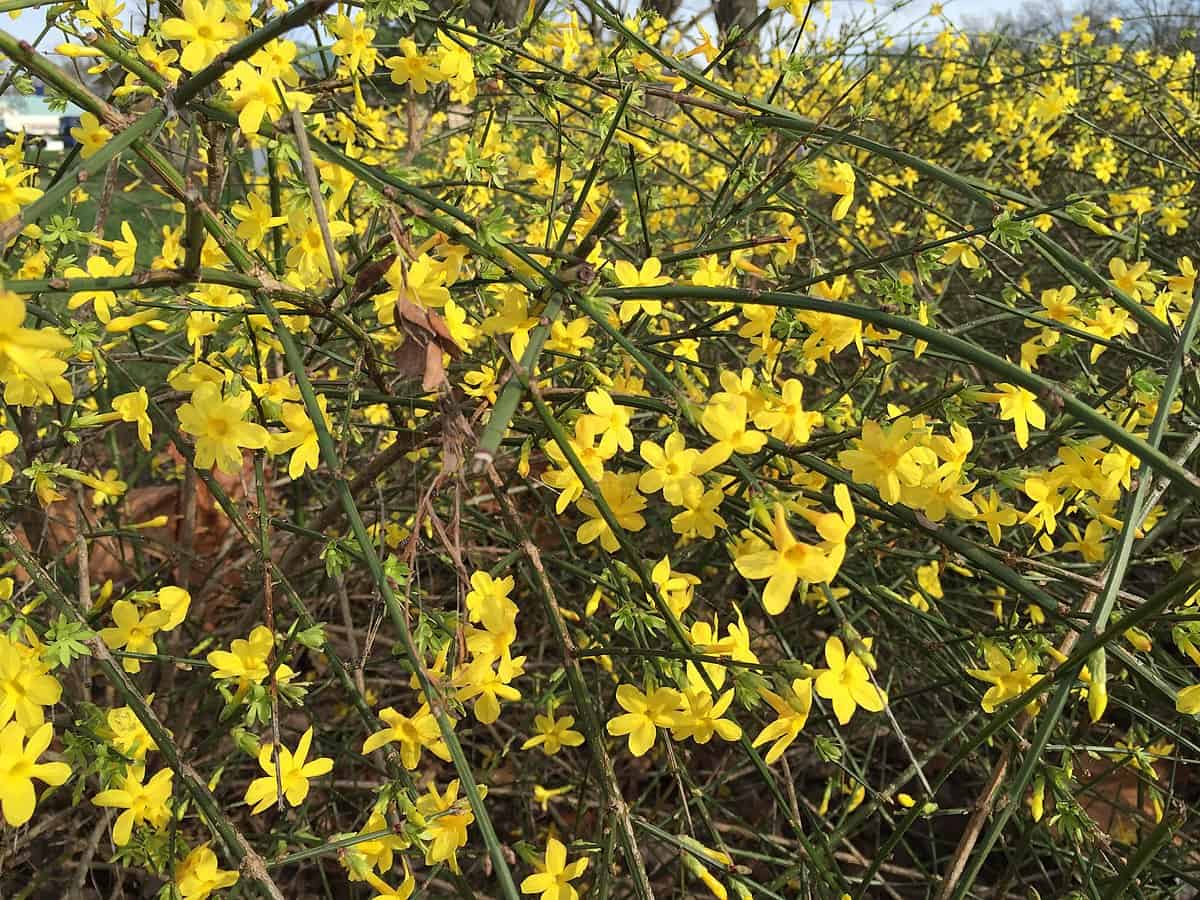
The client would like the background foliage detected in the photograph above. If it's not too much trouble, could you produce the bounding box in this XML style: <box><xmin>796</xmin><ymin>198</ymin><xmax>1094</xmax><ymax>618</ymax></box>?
<box><xmin>1</xmin><ymin>0</ymin><xmax>1200</xmax><ymax>898</ymax></box>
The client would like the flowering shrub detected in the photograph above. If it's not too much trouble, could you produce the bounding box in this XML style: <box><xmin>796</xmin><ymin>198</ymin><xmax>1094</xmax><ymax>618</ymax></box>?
<box><xmin>1</xmin><ymin>0</ymin><xmax>1199</xmax><ymax>897</ymax></box>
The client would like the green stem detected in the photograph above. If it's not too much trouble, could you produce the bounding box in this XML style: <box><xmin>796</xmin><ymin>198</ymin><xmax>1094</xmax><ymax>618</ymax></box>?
<box><xmin>599</xmin><ymin>284</ymin><xmax>1200</xmax><ymax>502</ymax></box>
<box><xmin>484</xmin><ymin>463</ymin><xmax>656</xmax><ymax>900</ymax></box>
<box><xmin>518</xmin><ymin>373</ymin><xmax>846</xmax><ymax>891</ymax></box>
<box><xmin>0</xmin><ymin>108</ymin><xmax>165</xmax><ymax>245</ymax></box>
<box><xmin>172</xmin><ymin>0</ymin><xmax>335</xmax><ymax>107</ymax></box>
<box><xmin>6</xmin><ymin>268</ymin><xmax>298</xmax><ymax>297</ymax></box>
<box><xmin>0</xmin><ymin>28</ymin><xmax>113</xmax><ymax>119</ymax></box>
<box><xmin>268</xmin><ymin>829</ymin><xmax>393</xmax><ymax>869</ymax></box>
<box><xmin>254</xmin><ymin>292</ymin><xmax>522</xmax><ymax>900</ymax></box>
<box><xmin>475</xmin><ymin>88</ymin><xmax>634</xmax><ymax>460</ymax></box>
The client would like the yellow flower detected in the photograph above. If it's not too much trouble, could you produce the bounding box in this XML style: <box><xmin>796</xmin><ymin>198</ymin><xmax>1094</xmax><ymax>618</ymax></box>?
<box><xmin>456</xmin><ymin>656</ymin><xmax>523</xmax><ymax>724</ymax></box>
<box><xmin>939</xmin><ymin>236</ymin><xmax>985</xmax><ymax>269</ymax></box>
<box><xmin>606</xmin><ymin>683</ymin><xmax>680</xmax><ymax>757</ymax></box>
<box><xmin>639</xmin><ymin>432</ymin><xmax>703</xmax><ymax>506</ymax></box>
<box><xmin>978</xmin><ymin>383</ymin><xmax>1046</xmax><ymax>449</ymax></box>
<box><xmin>82</xmin><ymin>467</ymin><xmax>127</xmax><ymax>507</ymax></box>
<box><xmin>532</xmin><ymin>783</ymin><xmax>572</xmax><ymax>812</ymax></box>
<box><xmin>581</xmin><ymin>389</ymin><xmax>633</xmax><ymax>456</ymax></box>
<box><xmin>155</xmin><ymin>585</ymin><xmax>191</xmax><ymax>630</ymax></box>
<box><xmin>1177</xmin><ymin>684</ymin><xmax>1200</xmax><ymax>715</ymax></box>
<box><xmin>522</xmin><ymin>712</ymin><xmax>586</xmax><ymax>755</ymax></box>
<box><xmin>435</xmin><ymin>29</ymin><xmax>476</xmax><ymax>101</ymax></box>
<box><xmin>137</xmin><ymin>38</ymin><xmax>181</xmax><ymax>84</ymax></box>
<box><xmin>0</xmin><ymin>633</ymin><xmax>63</xmax><ymax>734</ymax></box>
<box><xmin>328</xmin><ymin>13</ymin><xmax>379</xmax><ymax>76</ymax></box>
<box><xmin>698</xmin><ymin>394</ymin><xmax>768</xmax><ymax>472</ymax></box>
<box><xmin>966</xmin><ymin>643</ymin><xmax>1042</xmax><ymax>713</ymax></box>
<box><xmin>1035</xmin><ymin>285</ymin><xmax>1081</xmax><ymax>323</ymax></box>
<box><xmin>112</xmin><ymin>387</ymin><xmax>153</xmax><ymax>450</ymax></box>
<box><xmin>99</xmin><ymin>600</ymin><xmax>170</xmax><ymax>673</ymax></box>
<box><xmin>612</xmin><ymin>257</ymin><xmax>670</xmax><ymax>322</ymax></box>
<box><xmin>1108</xmin><ymin>256</ymin><xmax>1154</xmax><ymax>299</ymax></box>
<box><xmin>224</xmin><ymin>60</ymin><xmax>311</xmax><ymax>135</ymax></box>
<box><xmin>0</xmin><ymin>158</ymin><xmax>43</xmax><ymax>219</ymax></box>
<box><xmin>733</xmin><ymin>488</ymin><xmax>854</xmax><ymax>614</ymax></box>
<box><xmin>0</xmin><ymin>429</ymin><xmax>16</xmax><ymax>484</ymax></box>
<box><xmin>268</xmin><ymin>397</ymin><xmax>326</xmax><ymax>479</ymax></box>
<box><xmin>576</xmin><ymin>472</ymin><xmax>646</xmax><ymax>552</ymax></box>
<box><xmin>972</xmin><ymin>488</ymin><xmax>1017</xmax><ymax>544</ymax></box>
<box><xmin>814</xmin><ymin>637</ymin><xmax>887</xmax><ymax>726</ymax></box>
<box><xmin>837</xmin><ymin>417</ymin><xmax>927</xmax><ymax>504</ymax></box>
<box><xmin>1062</xmin><ymin>519</ymin><xmax>1109</xmax><ymax>562</ymax></box>
<box><xmin>385</xmin><ymin>38</ymin><xmax>445</xmax><ymax>93</ymax></box>
<box><xmin>465</xmin><ymin>571</ymin><xmax>518</xmax><ymax>634</ymax></box>
<box><xmin>671</xmin><ymin>688</ymin><xmax>741</xmax><ymax>745</ymax></box>
<box><xmin>361</xmin><ymin>704</ymin><xmax>451</xmax><ymax>768</ymax></box>
<box><xmin>105</xmin><ymin>705</ymin><xmax>157</xmax><ymax>760</ymax></box>
<box><xmin>0</xmin><ymin>290</ymin><xmax>74</xmax><ymax>406</ymax></box>
<box><xmin>160</xmin><ymin>0</ymin><xmax>239</xmax><ymax>72</ymax></box>
<box><xmin>365</xmin><ymin>863</ymin><xmax>416</xmax><ymax>900</ymax></box>
<box><xmin>0</xmin><ymin>721</ymin><xmax>70</xmax><ymax>826</ymax></box>
<box><xmin>231</xmin><ymin>193</ymin><xmax>287</xmax><ymax>253</ymax></box>
<box><xmin>175</xmin><ymin>843</ymin><xmax>239</xmax><ymax>900</ymax></box>
<box><xmin>1022</xmin><ymin>475</ymin><xmax>1064</xmax><ymax>536</ymax></box>
<box><xmin>462</xmin><ymin>364</ymin><xmax>499</xmax><ymax>404</ymax></box>
<box><xmin>176</xmin><ymin>382</ymin><xmax>269</xmax><ymax>474</ymax></box>
<box><xmin>417</xmin><ymin>779</ymin><xmax>476</xmax><ymax>872</ymax></box>
<box><xmin>671</xmin><ymin>484</ymin><xmax>728</xmax><ymax>539</ymax></box>
<box><xmin>521</xmin><ymin>836</ymin><xmax>589</xmax><ymax>900</ymax></box>
<box><xmin>244</xmin><ymin>727</ymin><xmax>334</xmax><ymax>813</ymax></box>
<box><xmin>752</xmin><ymin>679</ymin><xmax>813</xmax><ymax>764</ymax></box>
<box><xmin>92</xmin><ymin>765</ymin><xmax>174</xmax><ymax>845</ymax></box>
<box><xmin>542</xmin><ymin>417</ymin><xmax>607</xmax><ymax>513</ymax></box>
<box><xmin>754</xmin><ymin>379</ymin><xmax>822</xmax><ymax>445</ymax></box>
<box><xmin>442</xmin><ymin>299</ymin><xmax>476</xmax><ymax>349</ymax></box>
<box><xmin>651</xmin><ymin>555</ymin><xmax>701</xmax><ymax>618</ymax></box>
<box><xmin>69</xmin><ymin>112</ymin><xmax>112</xmax><ymax>159</ymax></box>
<box><xmin>344</xmin><ymin>810</ymin><xmax>409</xmax><ymax>881</ymax></box>
<box><xmin>207</xmin><ymin>624</ymin><xmax>273</xmax><ymax>694</ymax></box>
<box><xmin>1027</xmin><ymin>777</ymin><xmax>1045</xmax><ymax>823</ymax></box>
<box><xmin>377</xmin><ymin>254</ymin><xmax>451</xmax><ymax>321</ymax></box>
<box><xmin>823</xmin><ymin>160</ymin><xmax>856</xmax><ymax>221</ymax></box>
<box><xmin>546</xmin><ymin>318</ymin><xmax>594</xmax><ymax>355</ymax></box>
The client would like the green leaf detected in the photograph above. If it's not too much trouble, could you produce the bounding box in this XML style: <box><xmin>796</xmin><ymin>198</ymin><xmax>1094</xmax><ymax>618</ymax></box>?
<box><xmin>42</xmin><ymin>613</ymin><xmax>94</xmax><ymax>670</ymax></box>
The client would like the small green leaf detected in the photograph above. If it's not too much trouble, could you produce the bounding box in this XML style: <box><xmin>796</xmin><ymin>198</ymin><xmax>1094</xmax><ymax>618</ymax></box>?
<box><xmin>42</xmin><ymin>613</ymin><xmax>94</xmax><ymax>670</ymax></box>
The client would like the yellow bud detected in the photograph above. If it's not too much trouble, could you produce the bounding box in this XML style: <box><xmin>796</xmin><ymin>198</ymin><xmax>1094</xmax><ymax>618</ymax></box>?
<box><xmin>1124</xmin><ymin>627</ymin><xmax>1152</xmax><ymax>653</ymax></box>
<box><xmin>846</xmin><ymin>784</ymin><xmax>865</xmax><ymax>813</ymax></box>
<box><xmin>1087</xmin><ymin>649</ymin><xmax>1108</xmax><ymax>723</ymax></box>
<box><xmin>1045</xmin><ymin>645</ymin><xmax>1068</xmax><ymax>665</ymax></box>
<box><xmin>518</xmin><ymin>437</ymin><xmax>532</xmax><ymax>478</ymax></box>
<box><xmin>1028</xmin><ymin>776</ymin><xmax>1045</xmax><ymax>822</ymax></box>
<box><xmin>55</xmin><ymin>43</ymin><xmax>103</xmax><ymax>57</ymax></box>
<box><xmin>585</xmin><ymin>587</ymin><xmax>604</xmax><ymax>616</ymax></box>
<box><xmin>132</xmin><ymin>515</ymin><xmax>170</xmax><ymax>530</ymax></box>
